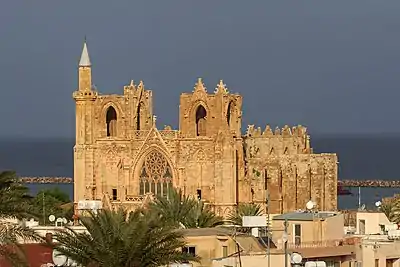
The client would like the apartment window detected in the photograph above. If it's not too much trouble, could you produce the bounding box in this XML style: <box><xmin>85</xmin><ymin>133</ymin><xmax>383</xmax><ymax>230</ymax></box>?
<box><xmin>387</xmin><ymin>259</ymin><xmax>394</xmax><ymax>267</ymax></box>
<box><xmin>294</xmin><ymin>224</ymin><xmax>301</xmax><ymax>246</ymax></box>
<box><xmin>326</xmin><ymin>262</ymin><xmax>340</xmax><ymax>267</ymax></box>
<box><xmin>222</xmin><ymin>246</ymin><xmax>228</xmax><ymax>258</ymax></box>
<box><xmin>112</xmin><ymin>189</ymin><xmax>117</xmax><ymax>201</ymax></box>
<box><xmin>359</xmin><ymin>219</ymin><xmax>366</xmax><ymax>235</ymax></box>
<box><xmin>182</xmin><ymin>246</ymin><xmax>196</xmax><ymax>257</ymax></box>
<box><xmin>375</xmin><ymin>259</ymin><xmax>379</xmax><ymax>267</ymax></box>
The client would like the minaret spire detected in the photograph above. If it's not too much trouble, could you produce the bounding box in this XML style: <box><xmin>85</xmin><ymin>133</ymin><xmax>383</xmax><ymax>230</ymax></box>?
<box><xmin>79</xmin><ymin>38</ymin><xmax>91</xmax><ymax>67</ymax></box>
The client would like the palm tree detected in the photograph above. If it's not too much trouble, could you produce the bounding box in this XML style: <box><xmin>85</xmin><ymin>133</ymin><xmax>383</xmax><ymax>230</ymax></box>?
<box><xmin>0</xmin><ymin>171</ymin><xmax>41</xmax><ymax>267</ymax></box>
<box><xmin>149</xmin><ymin>188</ymin><xmax>224</xmax><ymax>228</ymax></box>
<box><xmin>184</xmin><ymin>200</ymin><xmax>224</xmax><ymax>228</ymax></box>
<box><xmin>380</xmin><ymin>195</ymin><xmax>400</xmax><ymax>223</ymax></box>
<box><xmin>0</xmin><ymin>171</ymin><xmax>36</xmax><ymax>219</ymax></box>
<box><xmin>48</xmin><ymin>208</ymin><xmax>199</xmax><ymax>267</ymax></box>
<box><xmin>228</xmin><ymin>203</ymin><xmax>264</xmax><ymax>227</ymax></box>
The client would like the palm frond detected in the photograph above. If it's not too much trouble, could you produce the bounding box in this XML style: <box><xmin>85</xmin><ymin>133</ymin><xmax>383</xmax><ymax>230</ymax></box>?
<box><xmin>47</xmin><ymin>209</ymin><xmax>199</xmax><ymax>267</ymax></box>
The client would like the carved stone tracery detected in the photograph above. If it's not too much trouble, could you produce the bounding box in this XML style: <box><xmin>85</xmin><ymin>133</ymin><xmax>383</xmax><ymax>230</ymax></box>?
<box><xmin>139</xmin><ymin>150</ymin><xmax>173</xmax><ymax>197</ymax></box>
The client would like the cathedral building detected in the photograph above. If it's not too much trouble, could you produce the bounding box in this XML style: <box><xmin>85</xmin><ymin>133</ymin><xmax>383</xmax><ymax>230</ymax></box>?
<box><xmin>73</xmin><ymin>41</ymin><xmax>338</xmax><ymax>217</ymax></box>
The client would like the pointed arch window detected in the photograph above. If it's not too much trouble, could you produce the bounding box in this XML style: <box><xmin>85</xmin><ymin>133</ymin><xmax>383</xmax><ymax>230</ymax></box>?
<box><xmin>106</xmin><ymin>106</ymin><xmax>117</xmax><ymax>137</ymax></box>
<box><xmin>139</xmin><ymin>150</ymin><xmax>173</xmax><ymax>196</ymax></box>
<box><xmin>137</xmin><ymin>102</ymin><xmax>146</xmax><ymax>130</ymax></box>
<box><xmin>137</xmin><ymin>103</ymin><xmax>141</xmax><ymax>130</ymax></box>
<box><xmin>227</xmin><ymin>101</ymin><xmax>237</xmax><ymax>128</ymax></box>
<box><xmin>195</xmin><ymin>105</ymin><xmax>207</xmax><ymax>136</ymax></box>
<box><xmin>227</xmin><ymin>102</ymin><xmax>232</xmax><ymax>126</ymax></box>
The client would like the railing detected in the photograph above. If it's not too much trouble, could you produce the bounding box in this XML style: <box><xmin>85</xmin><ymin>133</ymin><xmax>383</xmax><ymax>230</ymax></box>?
<box><xmin>125</xmin><ymin>196</ymin><xmax>145</xmax><ymax>202</ymax></box>
<box><xmin>132</xmin><ymin>130</ymin><xmax>179</xmax><ymax>139</ymax></box>
<box><xmin>277</xmin><ymin>239</ymin><xmax>351</xmax><ymax>249</ymax></box>
<box><xmin>281</xmin><ymin>237</ymin><xmax>361</xmax><ymax>249</ymax></box>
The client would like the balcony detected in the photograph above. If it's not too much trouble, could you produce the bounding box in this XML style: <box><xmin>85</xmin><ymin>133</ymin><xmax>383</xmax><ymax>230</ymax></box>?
<box><xmin>276</xmin><ymin>237</ymin><xmax>360</xmax><ymax>250</ymax></box>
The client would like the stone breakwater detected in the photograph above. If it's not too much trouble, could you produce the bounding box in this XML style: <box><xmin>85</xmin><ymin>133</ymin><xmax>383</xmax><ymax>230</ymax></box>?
<box><xmin>18</xmin><ymin>177</ymin><xmax>400</xmax><ymax>188</ymax></box>
<box><xmin>20</xmin><ymin>177</ymin><xmax>73</xmax><ymax>184</ymax></box>
<box><xmin>338</xmin><ymin>180</ymin><xmax>400</xmax><ymax>188</ymax></box>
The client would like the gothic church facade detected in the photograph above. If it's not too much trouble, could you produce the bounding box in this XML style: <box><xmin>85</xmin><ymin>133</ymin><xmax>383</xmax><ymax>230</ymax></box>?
<box><xmin>73</xmin><ymin>41</ymin><xmax>338</xmax><ymax>216</ymax></box>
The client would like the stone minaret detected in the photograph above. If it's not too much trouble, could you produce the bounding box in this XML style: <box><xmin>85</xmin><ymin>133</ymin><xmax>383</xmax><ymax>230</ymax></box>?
<box><xmin>73</xmin><ymin>39</ymin><xmax>97</xmax><ymax>208</ymax></box>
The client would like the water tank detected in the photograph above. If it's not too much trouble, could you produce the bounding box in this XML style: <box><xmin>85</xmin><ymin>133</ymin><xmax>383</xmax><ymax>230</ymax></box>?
<box><xmin>305</xmin><ymin>261</ymin><xmax>326</xmax><ymax>267</ymax></box>
<box><xmin>388</xmin><ymin>229</ymin><xmax>400</xmax><ymax>240</ymax></box>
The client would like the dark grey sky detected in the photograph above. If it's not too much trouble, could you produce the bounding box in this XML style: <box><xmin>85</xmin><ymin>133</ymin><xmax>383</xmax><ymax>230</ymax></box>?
<box><xmin>1</xmin><ymin>1</ymin><xmax>400</xmax><ymax>138</ymax></box>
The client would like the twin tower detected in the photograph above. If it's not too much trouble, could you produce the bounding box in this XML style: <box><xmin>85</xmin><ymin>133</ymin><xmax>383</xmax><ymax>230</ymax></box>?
<box><xmin>73</xmin><ymin>40</ymin><xmax>338</xmax><ymax>217</ymax></box>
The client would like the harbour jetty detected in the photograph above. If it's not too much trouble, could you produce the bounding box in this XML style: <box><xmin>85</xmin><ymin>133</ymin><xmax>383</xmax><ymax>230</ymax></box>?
<box><xmin>20</xmin><ymin>177</ymin><xmax>73</xmax><ymax>184</ymax></box>
<box><xmin>19</xmin><ymin>177</ymin><xmax>400</xmax><ymax>188</ymax></box>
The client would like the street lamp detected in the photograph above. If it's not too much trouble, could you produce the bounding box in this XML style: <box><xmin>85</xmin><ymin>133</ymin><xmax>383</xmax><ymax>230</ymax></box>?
<box><xmin>281</xmin><ymin>219</ymin><xmax>289</xmax><ymax>267</ymax></box>
<box><xmin>306</xmin><ymin>200</ymin><xmax>317</xmax><ymax>243</ymax></box>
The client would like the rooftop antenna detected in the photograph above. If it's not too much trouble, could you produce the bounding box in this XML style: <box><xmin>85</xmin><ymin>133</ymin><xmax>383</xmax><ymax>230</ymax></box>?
<box><xmin>358</xmin><ymin>186</ymin><xmax>361</xmax><ymax>210</ymax></box>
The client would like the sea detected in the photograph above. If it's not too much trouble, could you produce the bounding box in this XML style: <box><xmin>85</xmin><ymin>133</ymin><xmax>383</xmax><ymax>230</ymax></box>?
<box><xmin>0</xmin><ymin>135</ymin><xmax>399</xmax><ymax>211</ymax></box>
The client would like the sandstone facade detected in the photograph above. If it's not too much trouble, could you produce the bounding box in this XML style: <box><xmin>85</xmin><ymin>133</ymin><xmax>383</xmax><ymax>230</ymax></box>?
<box><xmin>73</xmin><ymin>41</ymin><xmax>338</xmax><ymax>217</ymax></box>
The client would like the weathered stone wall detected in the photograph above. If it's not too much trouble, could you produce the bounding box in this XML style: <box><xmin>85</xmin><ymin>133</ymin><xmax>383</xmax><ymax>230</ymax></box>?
<box><xmin>243</xmin><ymin>125</ymin><xmax>338</xmax><ymax>214</ymax></box>
<box><xmin>73</xmin><ymin>57</ymin><xmax>338</xmax><ymax>217</ymax></box>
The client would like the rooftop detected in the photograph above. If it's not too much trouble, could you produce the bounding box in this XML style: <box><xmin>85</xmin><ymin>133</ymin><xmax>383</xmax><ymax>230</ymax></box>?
<box><xmin>273</xmin><ymin>211</ymin><xmax>339</xmax><ymax>221</ymax></box>
<box><xmin>180</xmin><ymin>227</ymin><xmax>233</xmax><ymax>237</ymax></box>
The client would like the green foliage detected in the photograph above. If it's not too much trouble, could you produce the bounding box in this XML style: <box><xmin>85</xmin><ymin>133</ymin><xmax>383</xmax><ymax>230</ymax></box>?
<box><xmin>149</xmin><ymin>188</ymin><xmax>224</xmax><ymax>228</ymax></box>
<box><xmin>227</xmin><ymin>203</ymin><xmax>264</xmax><ymax>227</ymax></box>
<box><xmin>252</xmin><ymin>168</ymin><xmax>261</xmax><ymax>177</ymax></box>
<box><xmin>0</xmin><ymin>171</ymin><xmax>42</xmax><ymax>267</ymax></box>
<box><xmin>31</xmin><ymin>188</ymin><xmax>72</xmax><ymax>225</ymax></box>
<box><xmin>47</xmin><ymin>208</ymin><xmax>199</xmax><ymax>267</ymax></box>
<box><xmin>380</xmin><ymin>195</ymin><xmax>400</xmax><ymax>223</ymax></box>
<box><xmin>0</xmin><ymin>171</ymin><xmax>37</xmax><ymax>220</ymax></box>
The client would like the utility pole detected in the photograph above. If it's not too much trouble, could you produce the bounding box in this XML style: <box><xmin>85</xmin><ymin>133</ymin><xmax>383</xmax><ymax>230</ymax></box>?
<box><xmin>284</xmin><ymin>218</ymin><xmax>288</xmax><ymax>267</ymax></box>
<box><xmin>266</xmin><ymin>189</ymin><xmax>271</xmax><ymax>267</ymax></box>
<box><xmin>42</xmin><ymin>192</ymin><xmax>45</xmax><ymax>225</ymax></box>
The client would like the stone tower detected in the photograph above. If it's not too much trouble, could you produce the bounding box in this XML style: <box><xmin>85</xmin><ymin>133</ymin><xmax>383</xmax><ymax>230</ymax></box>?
<box><xmin>177</xmin><ymin>79</ymin><xmax>244</xmax><ymax>215</ymax></box>
<box><xmin>73</xmin><ymin>40</ymin><xmax>98</xmax><ymax>204</ymax></box>
<box><xmin>72</xmin><ymin>40</ymin><xmax>338</xmax><ymax>217</ymax></box>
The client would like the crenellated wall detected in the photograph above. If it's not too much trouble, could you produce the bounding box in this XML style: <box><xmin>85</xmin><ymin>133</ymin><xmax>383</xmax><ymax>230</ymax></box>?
<box><xmin>242</xmin><ymin>124</ymin><xmax>337</xmax><ymax>213</ymax></box>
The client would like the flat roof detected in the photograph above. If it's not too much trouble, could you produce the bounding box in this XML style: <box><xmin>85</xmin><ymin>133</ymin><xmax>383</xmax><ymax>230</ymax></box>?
<box><xmin>273</xmin><ymin>211</ymin><xmax>339</xmax><ymax>221</ymax></box>
<box><xmin>180</xmin><ymin>227</ymin><xmax>233</xmax><ymax>237</ymax></box>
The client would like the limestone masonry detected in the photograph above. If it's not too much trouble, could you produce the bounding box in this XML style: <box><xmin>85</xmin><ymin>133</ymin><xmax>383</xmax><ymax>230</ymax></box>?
<box><xmin>73</xmin><ymin>41</ymin><xmax>338</xmax><ymax>216</ymax></box>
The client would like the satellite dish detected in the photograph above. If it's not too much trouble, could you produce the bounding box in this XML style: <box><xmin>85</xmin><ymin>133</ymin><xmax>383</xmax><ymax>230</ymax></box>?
<box><xmin>49</xmin><ymin>215</ymin><xmax>56</xmax><ymax>222</ymax></box>
<box><xmin>62</xmin><ymin>218</ymin><xmax>68</xmax><ymax>224</ymax></box>
<box><xmin>375</xmin><ymin>201</ymin><xmax>382</xmax><ymax>207</ymax></box>
<box><xmin>361</xmin><ymin>204</ymin><xmax>366</xmax><ymax>211</ymax></box>
<box><xmin>306</xmin><ymin>200</ymin><xmax>315</xmax><ymax>210</ymax></box>
<box><xmin>67</xmin><ymin>257</ymin><xmax>78</xmax><ymax>267</ymax></box>
<box><xmin>52</xmin><ymin>250</ymin><xmax>67</xmax><ymax>266</ymax></box>
<box><xmin>291</xmin><ymin>252</ymin><xmax>303</xmax><ymax>264</ymax></box>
